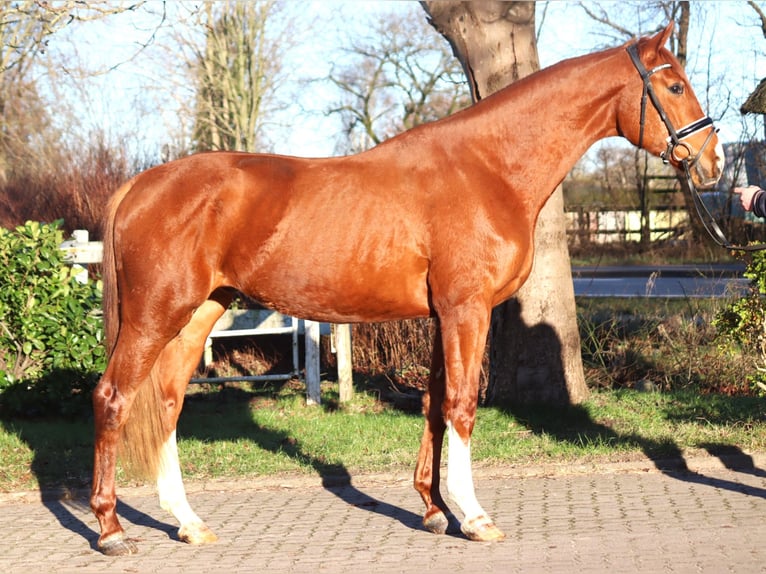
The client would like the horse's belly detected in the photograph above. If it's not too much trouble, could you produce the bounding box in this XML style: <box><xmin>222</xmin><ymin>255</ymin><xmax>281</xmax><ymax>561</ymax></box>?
<box><xmin>253</xmin><ymin>280</ymin><xmax>431</xmax><ymax>323</ymax></box>
<box><xmin>224</xmin><ymin>191</ymin><xmax>432</xmax><ymax>322</ymax></box>
<box><xmin>240</xmin><ymin>255</ymin><xmax>432</xmax><ymax>324</ymax></box>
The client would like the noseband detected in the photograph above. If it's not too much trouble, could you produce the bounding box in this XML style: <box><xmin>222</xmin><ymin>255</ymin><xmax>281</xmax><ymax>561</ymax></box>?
<box><xmin>627</xmin><ymin>42</ymin><xmax>766</xmax><ymax>252</ymax></box>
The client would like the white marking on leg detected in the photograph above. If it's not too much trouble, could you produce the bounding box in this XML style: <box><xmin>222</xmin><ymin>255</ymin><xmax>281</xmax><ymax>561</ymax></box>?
<box><xmin>446</xmin><ymin>421</ymin><xmax>487</xmax><ymax>522</ymax></box>
<box><xmin>157</xmin><ymin>430</ymin><xmax>204</xmax><ymax>528</ymax></box>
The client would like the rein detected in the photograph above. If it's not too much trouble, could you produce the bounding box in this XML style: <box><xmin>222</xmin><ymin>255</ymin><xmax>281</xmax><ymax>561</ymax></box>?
<box><xmin>626</xmin><ymin>43</ymin><xmax>766</xmax><ymax>252</ymax></box>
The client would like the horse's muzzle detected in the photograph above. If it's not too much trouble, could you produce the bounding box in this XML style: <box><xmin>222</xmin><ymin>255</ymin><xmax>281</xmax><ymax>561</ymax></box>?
<box><xmin>687</xmin><ymin>140</ymin><xmax>724</xmax><ymax>190</ymax></box>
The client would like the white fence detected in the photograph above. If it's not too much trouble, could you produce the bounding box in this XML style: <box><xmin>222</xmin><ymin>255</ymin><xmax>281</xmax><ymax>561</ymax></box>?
<box><xmin>565</xmin><ymin>208</ymin><xmax>690</xmax><ymax>244</ymax></box>
<box><xmin>60</xmin><ymin>230</ymin><xmax>352</xmax><ymax>405</ymax></box>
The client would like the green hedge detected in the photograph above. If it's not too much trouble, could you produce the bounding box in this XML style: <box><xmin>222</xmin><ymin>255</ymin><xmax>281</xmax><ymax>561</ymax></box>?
<box><xmin>0</xmin><ymin>221</ymin><xmax>105</xmax><ymax>416</ymax></box>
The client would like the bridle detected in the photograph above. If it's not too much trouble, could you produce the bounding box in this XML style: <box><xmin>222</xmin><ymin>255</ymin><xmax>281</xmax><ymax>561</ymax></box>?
<box><xmin>627</xmin><ymin>42</ymin><xmax>766</xmax><ymax>252</ymax></box>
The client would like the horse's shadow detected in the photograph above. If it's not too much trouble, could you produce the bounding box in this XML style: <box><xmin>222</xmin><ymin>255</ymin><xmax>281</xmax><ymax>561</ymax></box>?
<box><xmin>490</xmin><ymin>301</ymin><xmax>766</xmax><ymax>499</ymax></box>
<box><xmin>37</xmin><ymin>492</ymin><xmax>177</xmax><ymax>551</ymax></box>
<box><xmin>503</xmin><ymin>400</ymin><xmax>766</xmax><ymax>498</ymax></box>
<box><xmin>0</xmin><ymin>413</ymin><xmax>185</xmax><ymax>550</ymax></box>
<box><xmin>5</xmin><ymin>314</ymin><xmax>766</xmax><ymax>550</ymax></box>
<box><xmin>0</xmin><ymin>378</ymin><xmax>430</xmax><ymax>552</ymax></box>
<box><xmin>178</xmin><ymin>384</ymin><xmax>428</xmax><ymax>535</ymax></box>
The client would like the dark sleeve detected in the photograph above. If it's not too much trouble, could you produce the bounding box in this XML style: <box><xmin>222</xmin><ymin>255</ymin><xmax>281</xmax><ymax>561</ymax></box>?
<box><xmin>754</xmin><ymin>190</ymin><xmax>766</xmax><ymax>219</ymax></box>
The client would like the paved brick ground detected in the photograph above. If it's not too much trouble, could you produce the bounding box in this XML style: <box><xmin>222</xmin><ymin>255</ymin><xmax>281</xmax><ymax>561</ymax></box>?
<box><xmin>3</xmin><ymin>456</ymin><xmax>766</xmax><ymax>573</ymax></box>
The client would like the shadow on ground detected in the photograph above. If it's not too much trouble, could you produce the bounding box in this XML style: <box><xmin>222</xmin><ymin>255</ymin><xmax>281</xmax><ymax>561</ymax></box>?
<box><xmin>501</xmin><ymin>400</ymin><xmax>766</xmax><ymax>499</ymax></box>
<box><xmin>179</xmin><ymin>384</ymin><xmax>429</xmax><ymax>535</ymax></box>
<box><xmin>0</xmin><ymin>379</ymin><xmax>435</xmax><ymax>552</ymax></box>
<box><xmin>3</xmin><ymin>374</ymin><xmax>766</xmax><ymax>552</ymax></box>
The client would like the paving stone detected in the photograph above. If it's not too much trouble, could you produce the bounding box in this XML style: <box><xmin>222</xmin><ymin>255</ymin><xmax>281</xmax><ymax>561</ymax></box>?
<box><xmin>3</xmin><ymin>461</ymin><xmax>766</xmax><ymax>573</ymax></box>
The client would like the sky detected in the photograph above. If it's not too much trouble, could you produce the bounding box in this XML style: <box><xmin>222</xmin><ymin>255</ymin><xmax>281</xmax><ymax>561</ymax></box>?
<box><xmin>48</xmin><ymin>1</ymin><xmax>766</xmax><ymax>161</ymax></box>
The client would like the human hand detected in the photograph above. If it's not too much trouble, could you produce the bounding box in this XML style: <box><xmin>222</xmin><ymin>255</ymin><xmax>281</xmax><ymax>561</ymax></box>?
<box><xmin>733</xmin><ymin>185</ymin><xmax>762</xmax><ymax>211</ymax></box>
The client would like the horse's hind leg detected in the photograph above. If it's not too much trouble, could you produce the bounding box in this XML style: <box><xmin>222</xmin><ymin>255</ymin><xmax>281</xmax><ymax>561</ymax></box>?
<box><xmin>91</xmin><ymin>293</ymin><xmax>229</xmax><ymax>555</ymax></box>
<box><xmin>151</xmin><ymin>294</ymin><xmax>230</xmax><ymax>545</ymax></box>
<box><xmin>414</xmin><ymin>324</ymin><xmax>457</xmax><ymax>535</ymax></box>
<box><xmin>91</xmin><ymin>332</ymin><xmax>167</xmax><ymax>555</ymax></box>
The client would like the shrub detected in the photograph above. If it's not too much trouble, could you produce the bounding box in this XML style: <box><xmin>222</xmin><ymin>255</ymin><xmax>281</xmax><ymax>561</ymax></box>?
<box><xmin>713</xmin><ymin>250</ymin><xmax>766</xmax><ymax>395</ymax></box>
<box><xmin>0</xmin><ymin>137</ymin><xmax>131</xmax><ymax>237</ymax></box>
<box><xmin>579</xmin><ymin>298</ymin><xmax>749</xmax><ymax>395</ymax></box>
<box><xmin>0</xmin><ymin>221</ymin><xmax>105</xmax><ymax>416</ymax></box>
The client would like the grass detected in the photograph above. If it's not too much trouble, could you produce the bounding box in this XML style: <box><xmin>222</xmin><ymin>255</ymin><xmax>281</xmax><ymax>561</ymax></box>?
<box><xmin>174</xmin><ymin>384</ymin><xmax>424</xmax><ymax>481</ymax></box>
<box><xmin>0</xmin><ymin>417</ymin><xmax>94</xmax><ymax>492</ymax></box>
<box><xmin>1</xmin><ymin>382</ymin><xmax>765</xmax><ymax>494</ymax></box>
<box><xmin>472</xmin><ymin>391</ymin><xmax>766</xmax><ymax>466</ymax></box>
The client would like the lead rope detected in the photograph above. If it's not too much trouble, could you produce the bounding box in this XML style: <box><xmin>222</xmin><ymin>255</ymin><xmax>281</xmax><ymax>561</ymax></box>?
<box><xmin>683</xmin><ymin>161</ymin><xmax>766</xmax><ymax>252</ymax></box>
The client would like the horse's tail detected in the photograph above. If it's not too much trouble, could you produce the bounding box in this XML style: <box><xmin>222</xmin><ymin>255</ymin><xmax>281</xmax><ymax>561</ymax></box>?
<box><xmin>120</xmin><ymin>365</ymin><xmax>166</xmax><ymax>481</ymax></box>
<box><xmin>102</xmin><ymin>178</ymin><xmax>167</xmax><ymax>481</ymax></box>
<box><xmin>101</xmin><ymin>178</ymin><xmax>132</xmax><ymax>356</ymax></box>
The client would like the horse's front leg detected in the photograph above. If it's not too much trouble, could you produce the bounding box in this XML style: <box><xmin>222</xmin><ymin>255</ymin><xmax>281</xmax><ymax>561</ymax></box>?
<box><xmin>414</xmin><ymin>325</ymin><xmax>457</xmax><ymax>534</ymax></box>
<box><xmin>441</xmin><ymin>303</ymin><xmax>505</xmax><ymax>542</ymax></box>
<box><xmin>445</xmin><ymin>422</ymin><xmax>505</xmax><ymax>541</ymax></box>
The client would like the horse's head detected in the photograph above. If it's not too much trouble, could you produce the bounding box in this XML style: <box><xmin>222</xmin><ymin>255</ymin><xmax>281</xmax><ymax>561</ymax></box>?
<box><xmin>619</xmin><ymin>22</ymin><xmax>723</xmax><ymax>189</ymax></box>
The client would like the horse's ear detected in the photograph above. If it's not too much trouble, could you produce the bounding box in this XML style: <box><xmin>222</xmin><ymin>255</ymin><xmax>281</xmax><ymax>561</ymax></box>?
<box><xmin>649</xmin><ymin>22</ymin><xmax>675</xmax><ymax>54</ymax></box>
<box><xmin>640</xmin><ymin>21</ymin><xmax>674</xmax><ymax>61</ymax></box>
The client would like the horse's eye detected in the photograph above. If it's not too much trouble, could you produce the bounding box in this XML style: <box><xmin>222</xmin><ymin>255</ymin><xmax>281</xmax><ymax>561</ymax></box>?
<box><xmin>669</xmin><ymin>83</ymin><xmax>684</xmax><ymax>95</ymax></box>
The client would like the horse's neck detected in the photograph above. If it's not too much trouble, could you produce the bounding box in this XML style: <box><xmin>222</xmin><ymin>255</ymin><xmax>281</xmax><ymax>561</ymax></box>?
<box><xmin>455</xmin><ymin>47</ymin><xmax>628</xmax><ymax>209</ymax></box>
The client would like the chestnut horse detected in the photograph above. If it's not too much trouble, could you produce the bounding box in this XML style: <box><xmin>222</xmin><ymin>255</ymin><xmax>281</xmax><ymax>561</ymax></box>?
<box><xmin>90</xmin><ymin>23</ymin><xmax>722</xmax><ymax>555</ymax></box>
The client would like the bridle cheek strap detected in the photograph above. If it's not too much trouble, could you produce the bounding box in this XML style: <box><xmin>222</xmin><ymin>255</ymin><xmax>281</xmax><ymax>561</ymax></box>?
<box><xmin>631</xmin><ymin>49</ymin><xmax>671</xmax><ymax>152</ymax></box>
<box><xmin>626</xmin><ymin>42</ymin><xmax>766</xmax><ymax>252</ymax></box>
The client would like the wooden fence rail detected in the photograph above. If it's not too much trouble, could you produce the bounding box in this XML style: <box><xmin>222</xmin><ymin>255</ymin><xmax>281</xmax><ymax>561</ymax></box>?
<box><xmin>564</xmin><ymin>207</ymin><xmax>690</xmax><ymax>245</ymax></box>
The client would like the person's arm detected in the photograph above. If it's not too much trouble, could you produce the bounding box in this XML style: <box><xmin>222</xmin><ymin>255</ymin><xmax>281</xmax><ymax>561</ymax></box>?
<box><xmin>734</xmin><ymin>185</ymin><xmax>766</xmax><ymax>217</ymax></box>
<box><xmin>754</xmin><ymin>189</ymin><xmax>766</xmax><ymax>218</ymax></box>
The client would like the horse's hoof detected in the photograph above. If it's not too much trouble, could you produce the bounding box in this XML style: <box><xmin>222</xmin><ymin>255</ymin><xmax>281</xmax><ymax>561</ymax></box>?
<box><xmin>423</xmin><ymin>509</ymin><xmax>449</xmax><ymax>535</ymax></box>
<box><xmin>423</xmin><ymin>508</ymin><xmax>461</xmax><ymax>535</ymax></box>
<box><xmin>99</xmin><ymin>536</ymin><xmax>139</xmax><ymax>556</ymax></box>
<box><xmin>461</xmin><ymin>515</ymin><xmax>506</xmax><ymax>542</ymax></box>
<box><xmin>179</xmin><ymin>523</ymin><xmax>218</xmax><ymax>545</ymax></box>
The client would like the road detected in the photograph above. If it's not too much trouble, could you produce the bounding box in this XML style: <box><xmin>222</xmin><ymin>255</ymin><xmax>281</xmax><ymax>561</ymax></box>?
<box><xmin>572</xmin><ymin>264</ymin><xmax>749</xmax><ymax>298</ymax></box>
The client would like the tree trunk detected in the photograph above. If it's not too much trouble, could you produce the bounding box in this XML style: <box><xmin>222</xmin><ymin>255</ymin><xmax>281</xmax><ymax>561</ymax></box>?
<box><xmin>422</xmin><ymin>0</ymin><xmax>588</xmax><ymax>406</ymax></box>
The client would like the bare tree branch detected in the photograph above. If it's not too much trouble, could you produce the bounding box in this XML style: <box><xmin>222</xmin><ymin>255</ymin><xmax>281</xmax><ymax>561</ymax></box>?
<box><xmin>0</xmin><ymin>1</ymin><xmax>146</xmax><ymax>74</ymax></box>
<box><xmin>577</xmin><ymin>2</ymin><xmax>636</xmax><ymax>39</ymax></box>
<box><xmin>0</xmin><ymin>1</ymin><xmax>150</xmax><ymax>184</ymax></box>
<box><xmin>164</xmin><ymin>0</ymin><xmax>298</xmax><ymax>154</ymax></box>
<box><xmin>747</xmin><ymin>0</ymin><xmax>766</xmax><ymax>38</ymax></box>
<box><xmin>327</xmin><ymin>7</ymin><xmax>469</xmax><ymax>153</ymax></box>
